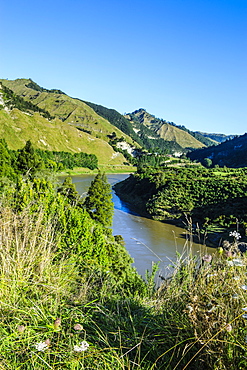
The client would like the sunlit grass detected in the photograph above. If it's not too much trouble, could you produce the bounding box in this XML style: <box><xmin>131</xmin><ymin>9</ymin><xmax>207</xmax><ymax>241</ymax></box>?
<box><xmin>0</xmin><ymin>202</ymin><xmax>246</xmax><ymax>369</ymax></box>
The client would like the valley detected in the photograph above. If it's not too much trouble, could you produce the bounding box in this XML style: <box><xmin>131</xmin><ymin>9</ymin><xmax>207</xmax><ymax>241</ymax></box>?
<box><xmin>0</xmin><ymin>77</ymin><xmax>246</xmax><ymax>369</ymax></box>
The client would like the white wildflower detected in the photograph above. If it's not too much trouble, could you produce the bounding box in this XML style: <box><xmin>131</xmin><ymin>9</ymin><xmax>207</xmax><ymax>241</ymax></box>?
<box><xmin>74</xmin><ymin>323</ymin><xmax>83</xmax><ymax>331</ymax></box>
<box><xmin>227</xmin><ymin>259</ymin><xmax>245</xmax><ymax>267</ymax></box>
<box><xmin>229</xmin><ymin>231</ymin><xmax>241</xmax><ymax>240</ymax></box>
<box><xmin>242</xmin><ymin>307</ymin><xmax>247</xmax><ymax>311</ymax></box>
<box><xmin>74</xmin><ymin>341</ymin><xmax>89</xmax><ymax>352</ymax></box>
<box><xmin>207</xmin><ymin>273</ymin><xmax>217</xmax><ymax>278</ymax></box>
<box><xmin>34</xmin><ymin>341</ymin><xmax>49</xmax><ymax>351</ymax></box>
<box><xmin>241</xmin><ymin>285</ymin><xmax>247</xmax><ymax>290</ymax></box>
<box><xmin>202</xmin><ymin>254</ymin><xmax>212</xmax><ymax>263</ymax></box>
<box><xmin>186</xmin><ymin>305</ymin><xmax>193</xmax><ymax>313</ymax></box>
<box><xmin>242</xmin><ymin>314</ymin><xmax>247</xmax><ymax>319</ymax></box>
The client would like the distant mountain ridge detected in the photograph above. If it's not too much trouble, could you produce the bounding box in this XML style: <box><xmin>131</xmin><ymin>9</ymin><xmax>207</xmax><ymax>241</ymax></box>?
<box><xmin>195</xmin><ymin>131</ymin><xmax>236</xmax><ymax>143</ymax></box>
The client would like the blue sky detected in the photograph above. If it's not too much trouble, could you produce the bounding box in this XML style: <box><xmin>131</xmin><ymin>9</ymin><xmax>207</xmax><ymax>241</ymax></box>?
<box><xmin>1</xmin><ymin>0</ymin><xmax>246</xmax><ymax>135</ymax></box>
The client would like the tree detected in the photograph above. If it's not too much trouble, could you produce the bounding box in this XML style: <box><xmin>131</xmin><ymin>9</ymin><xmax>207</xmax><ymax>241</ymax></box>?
<box><xmin>57</xmin><ymin>176</ymin><xmax>79</xmax><ymax>205</ymax></box>
<box><xmin>84</xmin><ymin>172</ymin><xmax>114</xmax><ymax>227</ymax></box>
<box><xmin>201</xmin><ymin>157</ymin><xmax>212</xmax><ymax>168</ymax></box>
<box><xmin>0</xmin><ymin>139</ymin><xmax>15</xmax><ymax>179</ymax></box>
<box><xmin>16</xmin><ymin>140</ymin><xmax>43</xmax><ymax>177</ymax></box>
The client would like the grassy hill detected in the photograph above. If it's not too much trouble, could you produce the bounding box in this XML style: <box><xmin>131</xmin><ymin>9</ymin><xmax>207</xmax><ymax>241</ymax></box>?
<box><xmin>0</xmin><ymin>79</ymin><xmax>137</xmax><ymax>147</ymax></box>
<box><xmin>0</xmin><ymin>82</ymin><xmax>130</xmax><ymax>168</ymax></box>
<box><xmin>125</xmin><ymin>109</ymin><xmax>208</xmax><ymax>150</ymax></box>
<box><xmin>157</xmin><ymin>123</ymin><xmax>205</xmax><ymax>149</ymax></box>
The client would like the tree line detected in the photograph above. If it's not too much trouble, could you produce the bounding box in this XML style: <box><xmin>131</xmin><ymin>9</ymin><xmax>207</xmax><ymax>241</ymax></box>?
<box><xmin>0</xmin><ymin>139</ymin><xmax>98</xmax><ymax>182</ymax></box>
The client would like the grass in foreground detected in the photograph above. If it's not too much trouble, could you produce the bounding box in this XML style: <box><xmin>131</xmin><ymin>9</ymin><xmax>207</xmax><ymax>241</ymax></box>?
<box><xmin>0</xmin><ymin>204</ymin><xmax>247</xmax><ymax>369</ymax></box>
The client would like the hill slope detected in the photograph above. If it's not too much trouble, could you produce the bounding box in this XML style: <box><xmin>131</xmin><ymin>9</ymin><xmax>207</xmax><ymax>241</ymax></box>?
<box><xmin>125</xmin><ymin>109</ymin><xmax>208</xmax><ymax>150</ymax></box>
<box><xmin>0</xmin><ymin>79</ymin><xmax>137</xmax><ymax>147</ymax></box>
<box><xmin>195</xmin><ymin>131</ymin><xmax>236</xmax><ymax>143</ymax></box>
<box><xmin>187</xmin><ymin>133</ymin><xmax>247</xmax><ymax>167</ymax></box>
<box><xmin>0</xmin><ymin>82</ymin><xmax>128</xmax><ymax>167</ymax></box>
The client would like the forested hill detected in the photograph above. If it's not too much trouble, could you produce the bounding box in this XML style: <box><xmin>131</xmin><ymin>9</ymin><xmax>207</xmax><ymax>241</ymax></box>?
<box><xmin>114</xmin><ymin>165</ymin><xmax>247</xmax><ymax>242</ymax></box>
<box><xmin>187</xmin><ymin>133</ymin><xmax>247</xmax><ymax>168</ymax></box>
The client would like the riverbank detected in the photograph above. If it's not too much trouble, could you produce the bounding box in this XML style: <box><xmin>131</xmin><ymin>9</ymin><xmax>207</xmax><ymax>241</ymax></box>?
<box><xmin>58</xmin><ymin>164</ymin><xmax>137</xmax><ymax>176</ymax></box>
<box><xmin>113</xmin><ymin>174</ymin><xmax>241</xmax><ymax>249</ymax></box>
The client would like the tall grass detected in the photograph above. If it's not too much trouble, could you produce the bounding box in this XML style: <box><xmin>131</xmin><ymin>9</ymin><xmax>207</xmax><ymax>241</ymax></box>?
<box><xmin>0</xmin><ymin>202</ymin><xmax>246</xmax><ymax>369</ymax></box>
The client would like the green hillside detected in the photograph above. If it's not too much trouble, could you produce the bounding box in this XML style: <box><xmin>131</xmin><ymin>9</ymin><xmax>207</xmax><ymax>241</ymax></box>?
<box><xmin>157</xmin><ymin>123</ymin><xmax>205</xmax><ymax>149</ymax></box>
<box><xmin>0</xmin><ymin>82</ymin><xmax>129</xmax><ymax>168</ymax></box>
<box><xmin>0</xmin><ymin>79</ymin><xmax>137</xmax><ymax>146</ymax></box>
<box><xmin>126</xmin><ymin>109</ymin><xmax>211</xmax><ymax>150</ymax></box>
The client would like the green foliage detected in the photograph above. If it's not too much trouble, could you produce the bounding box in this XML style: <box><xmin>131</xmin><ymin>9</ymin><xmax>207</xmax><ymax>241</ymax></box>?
<box><xmin>57</xmin><ymin>176</ymin><xmax>80</xmax><ymax>205</ymax></box>
<box><xmin>36</xmin><ymin>149</ymin><xmax>98</xmax><ymax>170</ymax></box>
<box><xmin>16</xmin><ymin>140</ymin><xmax>44</xmax><ymax>178</ymax></box>
<box><xmin>0</xmin><ymin>139</ymin><xmax>16</xmax><ymax>180</ymax></box>
<box><xmin>201</xmin><ymin>157</ymin><xmax>213</xmax><ymax>168</ymax></box>
<box><xmin>84</xmin><ymin>171</ymin><xmax>114</xmax><ymax>227</ymax></box>
<box><xmin>115</xmin><ymin>166</ymin><xmax>247</xmax><ymax>231</ymax></box>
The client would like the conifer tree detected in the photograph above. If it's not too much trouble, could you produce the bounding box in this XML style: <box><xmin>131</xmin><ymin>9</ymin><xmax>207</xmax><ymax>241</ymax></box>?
<box><xmin>84</xmin><ymin>171</ymin><xmax>114</xmax><ymax>227</ymax></box>
<box><xmin>57</xmin><ymin>176</ymin><xmax>79</xmax><ymax>205</ymax></box>
<box><xmin>16</xmin><ymin>140</ymin><xmax>43</xmax><ymax>177</ymax></box>
<box><xmin>0</xmin><ymin>139</ymin><xmax>15</xmax><ymax>179</ymax></box>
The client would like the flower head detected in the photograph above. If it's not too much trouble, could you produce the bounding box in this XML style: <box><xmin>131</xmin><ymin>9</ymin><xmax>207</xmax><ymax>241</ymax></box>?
<box><xmin>34</xmin><ymin>341</ymin><xmax>49</xmax><ymax>351</ymax></box>
<box><xmin>54</xmin><ymin>318</ymin><xmax>61</xmax><ymax>330</ymax></box>
<box><xmin>17</xmin><ymin>325</ymin><xmax>25</xmax><ymax>333</ymax></box>
<box><xmin>225</xmin><ymin>324</ymin><xmax>232</xmax><ymax>332</ymax></box>
<box><xmin>229</xmin><ymin>231</ymin><xmax>241</xmax><ymax>240</ymax></box>
<box><xmin>202</xmin><ymin>254</ymin><xmax>212</xmax><ymax>263</ymax></box>
<box><xmin>74</xmin><ymin>323</ymin><xmax>83</xmax><ymax>331</ymax></box>
<box><xmin>74</xmin><ymin>340</ymin><xmax>89</xmax><ymax>352</ymax></box>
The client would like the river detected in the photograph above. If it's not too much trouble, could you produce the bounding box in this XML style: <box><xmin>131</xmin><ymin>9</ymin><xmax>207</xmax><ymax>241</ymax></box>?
<box><xmin>61</xmin><ymin>173</ymin><xmax>213</xmax><ymax>279</ymax></box>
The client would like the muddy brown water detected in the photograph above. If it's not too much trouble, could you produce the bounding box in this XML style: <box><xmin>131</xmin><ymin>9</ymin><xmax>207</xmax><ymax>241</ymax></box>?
<box><xmin>59</xmin><ymin>174</ymin><xmax>214</xmax><ymax>279</ymax></box>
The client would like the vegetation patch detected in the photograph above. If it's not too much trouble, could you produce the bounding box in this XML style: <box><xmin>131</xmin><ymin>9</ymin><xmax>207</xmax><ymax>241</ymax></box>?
<box><xmin>114</xmin><ymin>165</ymin><xmax>247</xmax><ymax>247</ymax></box>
